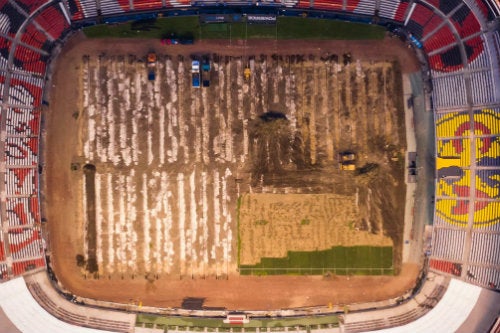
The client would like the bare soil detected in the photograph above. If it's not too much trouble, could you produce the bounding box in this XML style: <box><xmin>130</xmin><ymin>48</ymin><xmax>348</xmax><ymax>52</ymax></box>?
<box><xmin>43</xmin><ymin>32</ymin><xmax>421</xmax><ymax>310</ymax></box>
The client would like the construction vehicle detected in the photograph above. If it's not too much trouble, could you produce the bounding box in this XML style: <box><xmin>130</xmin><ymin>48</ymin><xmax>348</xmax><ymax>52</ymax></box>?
<box><xmin>244</xmin><ymin>66</ymin><xmax>251</xmax><ymax>80</ymax></box>
<box><xmin>338</xmin><ymin>151</ymin><xmax>356</xmax><ymax>171</ymax></box>
<box><xmin>147</xmin><ymin>52</ymin><xmax>156</xmax><ymax>81</ymax></box>
<box><xmin>191</xmin><ymin>60</ymin><xmax>200</xmax><ymax>88</ymax></box>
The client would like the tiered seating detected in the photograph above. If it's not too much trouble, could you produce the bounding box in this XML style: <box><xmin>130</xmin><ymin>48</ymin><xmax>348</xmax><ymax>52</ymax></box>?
<box><xmin>347</xmin><ymin>0</ymin><xmax>376</xmax><ymax>16</ymax></box>
<box><xmin>310</xmin><ymin>0</ymin><xmax>343</xmax><ymax>11</ymax></box>
<box><xmin>166</xmin><ymin>0</ymin><xmax>190</xmax><ymax>7</ymax></box>
<box><xmin>5</xmin><ymin>137</ymin><xmax>39</xmax><ymax>166</ymax></box>
<box><xmin>20</xmin><ymin>25</ymin><xmax>53</xmax><ymax>54</ymax></box>
<box><xmin>475</xmin><ymin>170</ymin><xmax>500</xmax><ymax>199</ymax></box>
<box><xmin>134</xmin><ymin>0</ymin><xmax>165</xmax><ymax>10</ymax></box>
<box><xmin>14</xmin><ymin>0</ymin><xmax>50</xmax><ymax>16</ymax></box>
<box><xmin>5</xmin><ymin>107</ymin><xmax>41</xmax><ymax>136</ymax></box>
<box><xmin>451</xmin><ymin>3</ymin><xmax>482</xmax><ymax>39</ymax></box>
<box><xmin>5</xmin><ymin>168</ymin><xmax>38</xmax><ymax>196</ymax></box>
<box><xmin>470</xmin><ymin>232</ymin><xmax>500</xmax><ymax>265</ymax></box>
<box><xmin>435</xmin><ymin>111</ymin><xmax>470</xmax><ymax>138</ymax></box>
<box><xmin>428</xmin><ymin>45</ymin><xmax>464</xmax><ymax>73</ymax></box>
<box><xmin>8</xmin><ymin>74</ymin><xmax>44</xmax><ymax>107</ymax></box>
<box><xmin>13</xmin><ymin>45</ymin><xmax>48</xmax><ymax>76</ymax></box>
<box><xmin>423</xmin><ymin>25</ymin><xmax>456</xmax><ymax>54</ymax></box>
<box><xmin>295</xmin><ymin>0</ymin><xmax>311</xmax><ymax>8</ymax></box>
<box><xmin>35</xmin><ymin>6</ymin><xmax>70</xmax><ymax>41</ymax></box>
<box><xmin>464</xmin><ymin>265</ymin><xmax>500</xmax><ymax>289</ymax></box>
<box><xmin>65</xmin><ymin>0</ymin><xmax>97</xmax><ymax>21</ymax></box>
<box><xmin>12</xmin><ymin>258</ymin><xmax>45</xmax><ymax>275</ymax></box>
<box><xmin>466</xmin><ymin>36</ymin><xmax>490</xmax><ymax>69</ymax></box>
<box><xmin>0</xmin><ymin>232</ymin><xmax>4</xmax><ymax>261</ymax></box>
<box><xmin>100</xmin><ymin>0</ymin><xmax>128</xmax><ymax>15</ymax></box>
<box><xmin>476</xmin><ymin>137</ymin><xmax>500</xmax><ymax>166</ymax></box>
<box><xmin>466</xmin><ymin>0</ymin><xmax>498</xmax><ymax>22</ymax></box>
<box><xmin>435</xmin><ymin>199</ymin><xmax>469</xmax><ymax>225</ymax></box>
<box><xmin>432</xmin><ymin>74</ymin><xmax>467</xmax><ymax>107</ymax></box>
<box><xmin>470</xmin><ymin>70</ymin><xmax>495</xmax><ymax>105</ymax></box>
<box><xmin>405</xmin><ymin>3</ymin><xmax>434</xmax><ymax>39</ymax></box>
<box><xmin>28</xmin><ymin>281</ymin><xmax>132</xmax><ymax>332</ymax></box>
<box><xmin>6</xmin><ymin>197</ymin><xmax>39</xmax><ymax>227</ymax></box>
<box><xmin>429</xmin><ymin>258</ymin><xmax>463</xmax><ymax>276</ymax></box>
<box><xmin>8</xmin><ymin>227</ymin><xmax>43</xmax><ymax>261</ymax></box>
<box><xmin>0</xmin><ymin>1</ymin><xmax>27</xmax><ymax>36</ymax></box>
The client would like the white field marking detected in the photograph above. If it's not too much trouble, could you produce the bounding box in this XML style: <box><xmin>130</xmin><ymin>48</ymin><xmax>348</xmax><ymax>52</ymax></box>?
<box><xmin>222</xmin><ymin>168</ymin><xmax>232</xmax><ymax>264</ymax></box>
<box><xmin>236</xmin><ymin>59</ymin><xmax>246</xmax><ymax>163</ymax></box>
<box><xmin>146</xmin><ymin>64</ymin><xmax>155</xmax><ymax>166</ymax></box>
<box><xmin>101</xmin><ymin>60</ymin><xmax>113</xmax><ymax>163</ymax></box>
<box><xmin>165</xmin><ymin>60</ymin><xmax>177</xmax><ymax>163</ymax></box>
<box><xmin>82</xmin><ymin>59</ymin><xmax>90</xmax><ymax>158</ymax></box>
<box><xmin>117</xmin><ymin>174</ymin><xmax>126</xmax><ymax>273</ymax></box>
<box><xmin>82</xmin><ymin>177</ymin><xmax>88</xmax><ymax>262</ymax></box>
<box><xmin>243</xmin><ymin>119</ymin><xmax>248</xmax><ymax>164</ymax></box>
<box><xmin>323</xmin><ymin>64</ymin><xmax>333</xmax><ymax>162</ymax></box>
<box><xmin>162</xmin><ymin>172</ymin><xmax>174</xmax><ymax>273</ymax></box>
<box><xmin>177</xmin><ymin>173</ymin><xmax>186</xmax><ymax>275</ymax></box>
<box><xmin>121</xmin><ymin>61</ymin><xmax>134</xmax><ymax>165</ymax></box>
<box><xmin>213</xmin><ymin>60</ymin><xmax>224</xmax><ymax>162</ymax></box>
<box><xmin>95</xmin><ymin>173</ymin><xmax>103</xmax><ymax>274</ymax></box>
<box><xmin>106</xmin><ymin>173</ymin><xmax>114</xmax><ymax>274</ymax></box>
<box><xmin>192</xmin><ymin>84</ymin><xmax>201</xmax><ymax>163</ymax></box>
<box><xmin>273</xmin><ymin>62</ymin><xmax>281</xmax><ymax>104</ymax></box>
<box><xmin>189</xmin><ymin>169</ymin><xmax>198</xmax><ymax>274</ymax></box>
<box><xmin>201</xmin><ymin>171</ymin><xmax>209</xmax><ymax>267</ymax></box>
<box><xmin>119</xmin><ymin>61</ymin><xmax>131</xmax><ymax>166</ymax></box>
<box><xmin>134</xmin><ymin>64</ymin><xmax>144</xmax><ymax>163</ymax></box>
<box><xmin>159</xmin><ymin>103</ymin><xmax>166</xmax><ymax>165</ymax></box>
<box><xmin>261</xmin><ymin>58</ymin><xmax>267</xmax><ymax>112</ymax></box>
<box><xmin>177</xmin><ymin>61</ymin><xmax>188</xmax><ymax>162</ymax></box>
<box><xmin>225</xmin><ymin>60</ymin><xmax>233</xmax><ymax>163</ymax></box>
<box><xmin>201</xmin><ymin>85</ymin><xmax>210</xmax><ymax>164</ymax></box>
<box><xmin>142</xmin><ymin>173</ymin><xmax>151</xmax><ymax>273</ymax></box>
<box><xmin>285</xmin><ymin>59</ymin><xmax>297</xmax><ymax>141</ymax></box>
<box><xmin>212</xmin><ymin>170</ymin><xmax>220</xmax><ymax>261</ymax></box>
<box><xmin>309</xmin><ymin>63</ymin><xmax>317</xmax><ymax>165</ymax></box>
<box><xmin>249</xmin><ymin>58</ymin><xmax>256</xmax><ymax>118</ymax></box>
<box><xmin>105</xmin><ymin>64</ymin><xmax>117</xmax><ymax>165</ymax></box>
<box><xmin>126</xmin><ymin>170</ymin><xmax>138</xmax><ymax>271</ymax></box>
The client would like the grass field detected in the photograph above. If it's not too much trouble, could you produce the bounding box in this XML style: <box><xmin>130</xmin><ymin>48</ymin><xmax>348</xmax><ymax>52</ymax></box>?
<box><xmin>239</xmin><ymin>246</ymin><xmax>394</xmax><ymax>276</ymax></box>
<box><xmin>83</xmin><ymin>16</ymin><xmax>385</xmax><ymax>40</ymax></box>
<box><xmin>136</xmin><ymin>313</ymin><xmax>340</xmax><ymax>331</ymax></box>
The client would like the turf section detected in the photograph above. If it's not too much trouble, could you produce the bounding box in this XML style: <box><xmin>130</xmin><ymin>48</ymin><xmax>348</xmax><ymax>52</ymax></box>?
<box><xmin>84</xmin><ymin>16</ymin><xmax>385</xmax><ymax>40</ymax></box>
<box><xmin>239</xmin><ymin>246</ymin><xmax>393</xmax><ymax>276</ymax></box>
<box><xmin>136</xmin><ymin>313</ymin><xmax>339</xmax><ymax>330</ymax></box>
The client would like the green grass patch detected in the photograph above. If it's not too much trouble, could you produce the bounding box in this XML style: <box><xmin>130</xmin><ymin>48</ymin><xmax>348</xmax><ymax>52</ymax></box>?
<box><xmin>239</xmin><ymin>246</ymin><xmax>393</xmax><ymax>276</ymax></box>
<box><xmin>84</xmin><ymin>16</ymin><xmax>385</xmax><ymax>40</ymax></box>
<box><xmin>136</xmin><ymin>313</ymin><xmax>339</xmax><ymax>329</ymax></box>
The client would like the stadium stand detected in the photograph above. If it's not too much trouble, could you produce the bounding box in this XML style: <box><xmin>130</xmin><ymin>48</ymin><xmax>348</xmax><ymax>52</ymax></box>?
<box><xmin>0</xmin><ymin>0</ymin><xmax>498</xmax><ymax>332</ymax></box>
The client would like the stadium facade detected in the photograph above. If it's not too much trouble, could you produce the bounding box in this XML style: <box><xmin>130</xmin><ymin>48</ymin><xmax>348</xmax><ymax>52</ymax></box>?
<box><xmin>0</xmin><ymin>0</ymin><xmax>499</xmax><ymax>332</ymax></box>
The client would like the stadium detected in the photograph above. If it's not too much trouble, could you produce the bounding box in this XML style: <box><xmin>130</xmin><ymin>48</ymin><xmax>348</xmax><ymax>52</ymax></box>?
<box><xmin>0</xmin><ymin>0</ymin><xmax>499</xmax><ymax>332</ymax></box>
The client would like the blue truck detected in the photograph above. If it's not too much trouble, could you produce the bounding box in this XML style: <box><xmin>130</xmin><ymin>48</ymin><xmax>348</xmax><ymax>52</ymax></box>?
<box><xmin>191</xmin><ymin>60</ymin><xmax>200</xmax><ymax>88</ymax></box>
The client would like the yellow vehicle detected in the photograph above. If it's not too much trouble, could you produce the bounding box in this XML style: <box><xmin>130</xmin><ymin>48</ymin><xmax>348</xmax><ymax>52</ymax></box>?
<box><xmin>244</xmin><ymin>67</ymin><xmax>251</xmax><ymax>80</ymax></box>
<box><xmin>338</xmin><ymin>151</ymin><xmax>356</xmax><ymax>170</ymax></box>
<box><xmin>339</xmin><ymin>162</ymin><xmax>356</xmax><ymax>171</ymax></box>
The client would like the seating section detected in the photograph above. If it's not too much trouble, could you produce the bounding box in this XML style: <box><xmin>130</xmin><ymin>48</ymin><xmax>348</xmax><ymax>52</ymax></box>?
<box><xmin>432</xmin><ymin>73</ymin><xmax>467</xmax><ymax>108</ymax></box>
<box><xmin>429</xmin><ymin>258</ymin><xmax>462</xmax><ymax>276</ymax></box>
<box><xmin>348</xmin><ymin>0</ymin><xmax>376</xmax><ymax>16</ymax></box>
<box><xmin>13</xmin><ymin>45</ymin><xmax>49</xmax><ymax>76</ymax></box>
<box><xmin>14</xmin><ymin>0</ymin><xmax>50</xmax><ymax>15</ymax></box>
<box><xmin>35</xmin><ymin>5</ymin><xmax>70</xmax><ymax>40</ymax></box>
<box><xmin>464</xmin><ymin>265</ymin><xmax>500</xmax><ymax>288</ymax></box>
<box><xmin>6</xmin><ymin>198</ymin><xmax>39</xmax><ymax>227</ymax></box>
<box><xmin>431</xmin><ymin>229</ymin><xmax>466</xmax><ymax>261</ymax></box>
<box><xmin>134</xmin><ymin>0</ymin><xmax>164</xmax><ymax>10</ymax></box>
<box><xmin>378</xmin><ymin>0</ymin><xmax>409</xmax><ymax>22</ymax></box>
<box><xmin>66</xmin><ymin>0</ymin><xmax>98</xmax><ymax>21</ymax></box>
<box><xmin>100</xmin><ymin>0</ymin><xmax>127</xmax><ymax>15</ymax></box>
<box><xmin>8</xmin><ymin>74</ymin><xmax>44</xmax><ymax>107</ymax></box>
<box><xmin>20</xmin><ymin>25</ymin><xmax>53</xmax><ymax>54</ymax></box>
<box><xmin>28</xmin><ymin>281</ymin><xmax>132</xmax><ymax>333</ymax></box>
<box><xmin>308</xmin><ymin>0</ymin><xmax>343</xmax><ymax>11</ymax></box>
<box><xmin>5</xmin><ymin>107</ymin><xmax>41</xmax><ymax>136</ymax></box>
<box><xmin>12</xmin><ymin>258</ymin><xmax>45</xmax><ymax>275</ymax></box>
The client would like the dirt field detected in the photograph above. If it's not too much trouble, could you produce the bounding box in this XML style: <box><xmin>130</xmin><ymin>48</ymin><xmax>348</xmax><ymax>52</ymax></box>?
<box><xmin>44</xmin><ymin>32</ymin><xmax>421</xmax><ymax>309</ymax></box>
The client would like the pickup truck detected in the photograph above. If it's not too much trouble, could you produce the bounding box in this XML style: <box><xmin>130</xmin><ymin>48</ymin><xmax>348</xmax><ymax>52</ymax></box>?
<box><xmin>191</xmin><ymin>60</ymin><xmax>200</xmax><ymax>88</ymax></box>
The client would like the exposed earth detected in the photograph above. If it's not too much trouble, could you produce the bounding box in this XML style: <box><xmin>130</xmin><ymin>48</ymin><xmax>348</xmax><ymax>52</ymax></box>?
<box><xmin>43</xmin><ymin>32</ymin><xmax>421</xmax><ymax>310</ymax></box>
